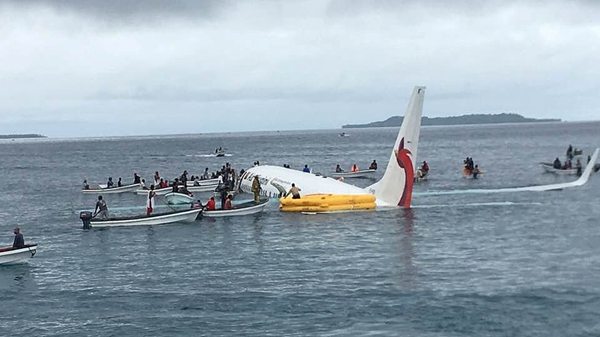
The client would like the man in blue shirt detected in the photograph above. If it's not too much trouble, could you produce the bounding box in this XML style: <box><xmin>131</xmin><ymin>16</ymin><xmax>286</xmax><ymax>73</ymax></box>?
<box><xmin>303</xmin><ymin>165</ymin><xmax>311</xmax><ymax>173</ymax></box>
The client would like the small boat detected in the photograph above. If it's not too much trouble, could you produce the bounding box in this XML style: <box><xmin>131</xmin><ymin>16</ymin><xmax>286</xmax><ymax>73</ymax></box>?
<box><xmin>339</xmin><ymin>132</ymin><xmax>350</xmax><ymax>137</ymax></box>
<box><xmin>135</xmin><ymin>186</ymin><xmax>172</xmax><ymax>196</ymax></box>
<box><xmin>82</xmin><ymin>183</ymin><xmax>141</xmax><ymax>195</ymax></box>
<box><xmin>540</xmin><ymin>163</ymin><xmax>579</xmax><ymax>175</ymax></box>
<box><xmin>0</xmin><ymin>244</ymin><xmax>37</xmax><ymax>265</ymax></box>
<box><xmin>414</xmin><ymin>169</ymin><xmax>429</xmax><ymax>182</ymax></box>
<box><xmin>165</xmin><ymin>192</ymin><xmax>194</xmax><ymax>205</ymax></box>
<box><xmin>186</xmin><ymin>178</ymin><xmax>219</xmax><ymax>187</ymax></box>
<box><xmin>187</xmin><ymin>185</ymin><xmax>218</xmax><ymax>193</ymax></box>
<box><xmin>330</xmin><ymin>169</ymin><xmax>376</xmax><ymax>179</ymax></box>
<box><xmin>203</xmin><ymin>199</ymin><xmax>269</xmax><ymax>218</ymax></box>
<box><xmin>79</xmin><ymin>208</ymin><xmax>201</xmax><ymax>228</ymax></box>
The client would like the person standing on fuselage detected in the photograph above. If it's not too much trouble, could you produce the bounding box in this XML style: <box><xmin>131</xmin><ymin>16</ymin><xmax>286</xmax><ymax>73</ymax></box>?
<box><xmin>251</xmin><ymin>176</ymin><xmax>261</xmax><ymax>203</ymax></box>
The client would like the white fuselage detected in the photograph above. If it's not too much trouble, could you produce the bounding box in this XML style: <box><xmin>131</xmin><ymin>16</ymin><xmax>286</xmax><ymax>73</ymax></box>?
<box><xmin>238</xmin><ymin>166</ymin><xmax>391</xmax><ymax>206</ymax></box>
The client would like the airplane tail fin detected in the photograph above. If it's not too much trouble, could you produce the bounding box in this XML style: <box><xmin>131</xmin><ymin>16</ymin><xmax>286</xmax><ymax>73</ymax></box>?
<box><xmin>366</xmin><ymin>86</ymin><xmax>426</xmax><ymax>207</ymax></box>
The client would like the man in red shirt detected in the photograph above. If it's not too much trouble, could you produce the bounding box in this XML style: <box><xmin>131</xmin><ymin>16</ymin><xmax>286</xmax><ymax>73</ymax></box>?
<box><xmin>205</xmin><ymin>197</ymin><xmax>216</xmax><ymax>211</ymax></box>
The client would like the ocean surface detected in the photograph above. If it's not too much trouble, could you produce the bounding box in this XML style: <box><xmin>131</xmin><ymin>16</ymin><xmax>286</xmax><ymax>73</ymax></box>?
<box><xmin>1</xmin><ymin>121</ymin><xmax>599</xmax><ymax>337</ymax></box>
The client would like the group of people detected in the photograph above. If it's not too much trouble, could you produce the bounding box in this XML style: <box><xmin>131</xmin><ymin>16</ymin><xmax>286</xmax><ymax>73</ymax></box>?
<box><xmin>463</xmin><ymin>157</ymin><xmax>481</xmax><ymax>179</ymax></box>
<box><xmin>334</xmin><ymin>160</ymin><xmax>377</xmax><ymax>173</ymax></box>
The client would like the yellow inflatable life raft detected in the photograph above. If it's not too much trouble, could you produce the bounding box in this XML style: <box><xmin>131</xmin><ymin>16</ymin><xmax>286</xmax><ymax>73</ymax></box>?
<box><xmin>279</xmin><ymin>194</ymin><xmax>376</xmax><ymax>212</ymax></box>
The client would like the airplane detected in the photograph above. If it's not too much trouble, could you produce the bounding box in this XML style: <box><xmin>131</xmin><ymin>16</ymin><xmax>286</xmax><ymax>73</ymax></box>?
<box><xmin>238</xmin><ymin>86</ymin><xmax>599</xmax><ymax>208</ymax></box>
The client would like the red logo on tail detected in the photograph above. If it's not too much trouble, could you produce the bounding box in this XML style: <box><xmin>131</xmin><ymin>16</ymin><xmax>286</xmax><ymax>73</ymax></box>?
<box><xmin>395</xmin><ymin>138</ymin><xmax>414</xmax><ymax>207</ymax></box>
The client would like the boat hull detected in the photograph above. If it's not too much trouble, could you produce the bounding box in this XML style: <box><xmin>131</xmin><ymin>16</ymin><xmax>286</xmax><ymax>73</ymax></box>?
<box><xmin>83</xmin><ymin>183</ymin><xmax>141</xmax><ymax>194</ymax></box>
<box><xmin>88</xmin><ymin>209</ymin><xmax>201</xmax><ymax>228</ymax></box>
<box><xmin>186</xmin><ymin>179</ymin><xmax>219</xmax><ymax>187</ymax></box>
<box><xmin>540</xmin><ymin>163</ymin><xmax>579</xmax><ymax>175</ymax></box>
<box><xmin>330</xmin><ymin>169</ymin><xmax>377</xmax><ymax>179</ymax></box>
<box><xmin>135</xmin><ymin>186</ymin><xmax>172</xmax><ymax>196</ymax></box>
<box><xmin>203</xmin><ymin>200</ymin><xmax>269</xmax><ymax>217</ymax></box>
<box><xmin>0</xmin><ymin>244</ymin><xmax>37</xmax><ymax>265</ymax></box>
<box><xmin>165</xmin><ymin>192</ymin><xmax>194</xmax><ymax>205</ymax></box>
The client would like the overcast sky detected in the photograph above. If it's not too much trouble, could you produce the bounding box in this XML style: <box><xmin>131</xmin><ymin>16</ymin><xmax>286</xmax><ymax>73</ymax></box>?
<box><xmin>1</xmin><ymin>0</ymin><xmax>599</xmax><ymax>137</ymax></box>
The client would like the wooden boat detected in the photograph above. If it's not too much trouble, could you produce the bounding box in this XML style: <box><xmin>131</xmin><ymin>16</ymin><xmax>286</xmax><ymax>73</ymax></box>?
<box><xmin>82</xmin><ymin>183</ymin><xmax>141</xmax><ymax>195</ymax></box>
<box><xmin>330</xmin><ymin>169</ymin><xmax>377</xmax><ymax>179</ymax></box>
<box><xmin>79</xmin><ymin>209</ymin><xmax>201</xmax><ymax>228</ymax></box>
<box><xmin>0</xmin><ymin>244</ymin><xmax>37</xmax><ymax>265</ymax></box>
<box><xmin>165</xmin><ymin>192</ymin><xmax>194</xmax><ymax>205</ymax></box>
<box><xmin>202</xmin><ymin>199</ymin><xmax>269</xmax><ymax>218</ymax></box>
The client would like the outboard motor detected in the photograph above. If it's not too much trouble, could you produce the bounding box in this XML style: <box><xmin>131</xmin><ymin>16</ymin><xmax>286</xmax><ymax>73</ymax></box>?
<box><xmin>79</xmin><ymin>211</ymin><xmax>93</xmax><ymax>229</ymax></box>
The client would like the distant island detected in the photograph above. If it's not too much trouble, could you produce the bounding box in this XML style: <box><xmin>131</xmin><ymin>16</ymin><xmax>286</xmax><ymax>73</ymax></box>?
<box><xmin>0</xmin><ymin>134</ymin><xmax>46</xmax><ymax>139</ymax></box>
<box><xmin>342</xmin><ymin>113</ymin><xmax>561</xmax><ymax>129</ymax></box>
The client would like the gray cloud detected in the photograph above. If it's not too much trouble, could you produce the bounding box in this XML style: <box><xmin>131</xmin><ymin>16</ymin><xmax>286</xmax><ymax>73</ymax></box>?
<box><xmin>0</xmin><ymin>0</ymin><xmax>599</xmax><ymax>137</ymax></box>
<box><xmin>1</xmin><ymin>0</ymin><xmax>231</xmax><ymax>22</ymax></box>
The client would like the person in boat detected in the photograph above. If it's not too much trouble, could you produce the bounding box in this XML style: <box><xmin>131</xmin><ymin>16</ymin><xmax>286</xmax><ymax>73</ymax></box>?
<box><xmin>284</xmin><ymin>183</ymin><xmax>302</xmax><ymax>199</ymax></box>
<box><xmin>369</xmin><ymin>160</ymin><xmax>378</xmax><ymax>170</ymax></box>
<box><xmin>154</xmin><ymin>171</ymin><xmax>160</xmax><ymax>183</ymax></box>
<box><xmin>303</xmin><ymin>165</ymin><xmax>311</xmax><ymax>173</ymax></box>
<box><xmin>350</xmin><ymin>164</ymin><xmax>359</xmax><ymax>172</ymax></box>
<box><xmin>160</xmin><ymin>178</ymin><xmax>168</xmax><ymax>189</ymax></box>
<box><xmin>140</xmin><ymin>179</ymin><xmax>148</xmax><ymax>190</ymax></box>
<box><xmin>576</xmin><ymin>159</ymin><xmax>582</xmax><ymax>176</ymax></box>
<box><xmin>117</xmin><ymin>177</ymin><xmax>123</xmax><ymax>187</ymax></box>
<box><xmin>251</xmin><ymin>176</ymin><xmax>261</xmax><ymax>203</ymax></box>
<box><xmin>422</xmin><ymin>161</ymin><xmax>430</xmax><ymax>172</ymax></box>
<box><xmin>335</xmin><ymin>164</ymin><xmax>344</xmax><ymax>173</ymax></box>
<box><xmin>134</xmin><ymin>173</ymin><xmax>141</xmax><ymax>184</ymax></box>
<box><xmin>94</xmin><ymin>196</ymin><xmax>109</xmax><ymax>219</ymax></box>
<box><xmin>180</xmin><ymin>170</ymin><xmax>188</xmax><ymax>185</ymax></box>
<box><xmin>567</xmin><ymin>144</ymin><xmax>573</xmax><ymax>160</ymax></box>
<box><xmin>171</xmin><ymin>179</ymin><xmax>180</xmax><ymax>193</ymax></box>
<box><xmin>203</xmin><ymin>168</ymin><xmax>210</xmax><ymax>180</ymax></box>
<box><xmin>147</xmin><ymin>185</ymin><xmax>156</xmax><ymax>216</ymax></box>
<box><xmin>219</xmin><ymin>188</ymin><xmax>229</xmax><ymax>209</ymax></box>
<box><xmin>553</xmin><ymin>158</ymin><xmax>562</xmax><ymax>169</ymax></box>
<box><xmin>83</xmin><ymin>180</ymin><xmax>90</xmax><ymax>190</ymax></box>
<box><xmin>472</xmin><ymin>165</ymin><xmax>481</xmax><ymax>179</ymax></box>
<box><xmin>224</xmin><ymin>195</ymin><xmax>233</xmax><ymax>210</ymax></box>
<box><xmin>588</xmin><ymin>155</ymin><xmax>592</xmax><ymax>164</ymax></box>
<box><xmin>13</xmin><ymin>227</ymin><xmax>25</xmax><ymax>249</ymax></box>
<box><xmin>106</xmin><ymin>177</ymin><xmax>114</xmax><ymax>188</ymax></box>
<box><xmin>205</xmin><ymin>197</ymin><xmax>216</xmax><ymax>211</ymax></box>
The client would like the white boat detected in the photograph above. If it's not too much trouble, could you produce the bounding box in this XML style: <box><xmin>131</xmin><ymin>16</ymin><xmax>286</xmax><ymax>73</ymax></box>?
<box><xmin>540</xmin><ymin>163</ymin><xmax>579</xmax><ymax>175</ymax></box>
<box><xmin>0</xmin><ymin>244</ymin><xmax>37</xmax><ymax>265</ymax></box>
<box><xmin>165</xmin><ymin>192</ymin><xmax>194</xmax><ymax>205</ymax></box>
<box><xmin>186</xmin><ymin>178</ymin><xmax>219</xmax><ymax>187</ymax></box>
<box><xmin>79</xmin><ymin>209</ymin><xmax>201</xmax><ymax>228</ymax></box>
<box><xmin>330</xmin><ymin>169</ymin><xmax>377</xmax><ymax>179</ymax></box>
<box><xmin>135</xmin><ymin>186</ymin><xmax>172</xmax><ymax>196</ymax></box>
<box><xmin>82</xmin><ymin>183</ymin><xmax>141</xmax><ymax>195</ymax></box>
<box><xmin>187</xmin><ymin>185</ymin><xmax>218</xmax><ymax>193</ymax></box>
<box><xmin>340</xmin><ymin>132</ymin><xmax>350</xmax><ymax>137</ymax></box>
<box><xmin>203</xmin><ymin>199</ymin><xmax>269</xmax><ymax>218</ymax></box>
<box><xmin>414</xmin><ymin>169</ymin><xmax>429</xmax><ymax>182</ymax></box>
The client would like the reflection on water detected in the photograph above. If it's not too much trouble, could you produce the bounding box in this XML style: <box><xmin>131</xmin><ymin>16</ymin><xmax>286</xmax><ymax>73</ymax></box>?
<box><xmin>396</xmin><ymin>208</ymin><xmax>418</xmax><ymax>290</ymax></box>
<box><xmin>0</xmin><ymin>264</ymin><xmax>35</xmax><ymax>292</ymax></box>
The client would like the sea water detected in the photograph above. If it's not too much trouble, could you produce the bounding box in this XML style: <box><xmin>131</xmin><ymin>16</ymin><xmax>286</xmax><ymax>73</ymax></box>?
<box><xmin>0</xmin><ymin>121</ymin><xmax>599</xmax><ymax>336</ymax></box>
